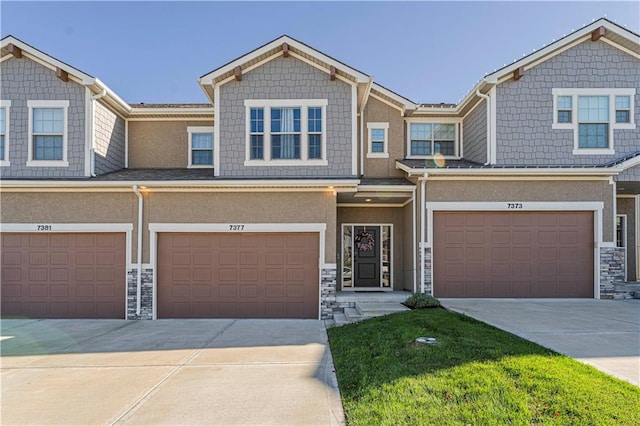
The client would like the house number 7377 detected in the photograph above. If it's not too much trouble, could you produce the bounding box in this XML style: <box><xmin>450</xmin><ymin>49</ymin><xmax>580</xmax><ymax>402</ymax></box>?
<box><xmin>229</xmin><ymin>225</ymin><xmax>245</xmax><ymax>231</ymax></box>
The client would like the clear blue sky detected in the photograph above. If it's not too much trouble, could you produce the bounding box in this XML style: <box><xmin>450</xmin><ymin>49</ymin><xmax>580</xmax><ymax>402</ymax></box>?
<box><xmin>2</xmin><ymin>1</ymin><xmax>639</xmax><ymax>104</ymax></box>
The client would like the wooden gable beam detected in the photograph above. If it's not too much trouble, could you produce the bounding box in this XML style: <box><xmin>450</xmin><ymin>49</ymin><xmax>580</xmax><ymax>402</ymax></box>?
<box><xmin>56</xmin><ymin>67</ymin><xmax>69</xmax><ymax>82</ymax></box>
<box><xmin>513</xmin><ymin>66</ymin><xmax>525</xmax><ymax>81</ymax></box>
<box><xmin>234</xmin><ymin>66</ymin><xmax>242</xmax><ymax>82</ymax></box>
<box><xmin>330</xmin><ymin>65</ymin><xmax>336</xmax><ymax>81</ymax></box>
<box><xmin>7</xmin><ymin>43</ymin><xmax>22</xmax><ymax>58</ymax></box>
<box><xmin>591</xmin><ymin>26</ymin><xmax>605</xmax><ymax>42</ymax></box>
<box><xmin>282</xmin><ymin>42</ymin><xmax>289</xmax><ymax>57</ymax></box>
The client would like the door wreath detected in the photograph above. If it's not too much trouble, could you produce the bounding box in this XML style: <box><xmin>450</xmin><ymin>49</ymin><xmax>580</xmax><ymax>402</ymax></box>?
<box><xmin>355</xmin><ymin>229</ymin><xmax>375</xmax><ymax>252</ymax></box>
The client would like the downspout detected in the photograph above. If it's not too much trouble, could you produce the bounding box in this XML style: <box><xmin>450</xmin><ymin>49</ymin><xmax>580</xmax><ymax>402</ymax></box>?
<box><xmin>419</xmin><ymin>173</ymin><xmax>428</xmax><ymax>294</ymax></box>
<box><xmin>359</xmin><ymin>77</ymin><xmax>374</xmax><ymax>176</ymax></box>
<box><xmin>132</xmin><ymin>185</ymin><xmax>143</xmax><ymax>317</ymax></box>
<box><xmin>90</xmin><ymin>89</ymin><xmax>107</xmax><ymax>177</ymax></box>
<box><xmin>476</xmin><ymin>90</ymin><xmax>491</xmax><ymax>165</ymax></box>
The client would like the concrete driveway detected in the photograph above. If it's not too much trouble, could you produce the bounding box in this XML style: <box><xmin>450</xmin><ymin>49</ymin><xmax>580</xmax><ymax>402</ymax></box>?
<box><xmin>441</xmin><ymin>299</ymin><xmax>640</xmax><ymax>386</ymax></box>
<box><xmin>0</xmin><ymin>319</ymin><xmax>345</xmax><ymax>425</ymax></box>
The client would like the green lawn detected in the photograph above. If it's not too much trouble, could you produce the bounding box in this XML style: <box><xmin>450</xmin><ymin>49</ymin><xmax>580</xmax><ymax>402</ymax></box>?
<box><xmin>327</xmin><ymin>308</ymin><xmax>640</xmax><ymax>425</ymax></box>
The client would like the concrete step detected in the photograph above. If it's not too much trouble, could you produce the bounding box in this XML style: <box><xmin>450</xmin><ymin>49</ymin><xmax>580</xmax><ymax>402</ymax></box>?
<box><xmin>358</xmin><ymin>302</ymin><xmax>410</xmax><ymax>319</ymax></box>
<box><xmin>336</xmin><ymin>291</ymin><xmax>411</xmax><ymax>304</ymax></box>
<box><xmin>344</xmin><ymin>307</ymin><xmax>363</xmax><ymax>322</ymax></box>
<box><xmin>331</xmin><ymin>312</ymin><xmax>349</xmax><ymax>327</ymax></box>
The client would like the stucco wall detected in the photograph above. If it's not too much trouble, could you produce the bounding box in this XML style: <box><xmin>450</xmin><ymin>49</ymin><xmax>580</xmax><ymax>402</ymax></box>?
<box><xmin>617</xmin><ymin>197</ymin><xmax>637</xmax><ymax>281</ymax></box>
<box><xmin>0</xmin><ymin>57</ymin><xmax>86</xmax><ymax>177</ymax></box>
<box><xmin>362</xmin><ymin>97</ymin><xmax>405</xmax><ymax>178</ymax></box>
<box><xmin>425</xmin><ymin>179</ymin><xmax>615</xmax><ymax>242</ymax></box>
<box><xmin>337</xmin><ymin>207</ymin><xmax>406</xmax><ymax>291</ymax></box>
<box><xmin>495</xmin><ymin>41</ymin><xmax>640</xmax><ymax>165</ymax></box>
<box><xmin>462</xmin><ymin>100</ymin><xmax>487</xmax><ymax>164</ymax></box>
<box><xmin>144</xmin><ymin>191</ymin><xmax>336</xmax><ymax>263</ymax></box>
<box><xmin>218</xmin><ymin>56</ymin><xmax>353</xmax><ymax>177</ymax></box>
<box><xmin>127</xmin><ymin>120</ymin><xmax>213</xmax><ymax>168</ymax></box>
<box><xmin>402</xmin><ymin>201</ymin><xmax>415</xmax><ymax>291</ymax></box>
<box><xmin>94</xmin><ymin>100</ymin><xmax>125</xmax><ymax>174</ymax></box>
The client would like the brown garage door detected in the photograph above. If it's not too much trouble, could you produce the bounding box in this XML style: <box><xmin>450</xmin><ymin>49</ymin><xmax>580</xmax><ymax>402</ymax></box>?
<box><xmin>157</xmin><ymin>232</ymin><xmax>319</xmax><ymax>319</ymax></box>
<box><xmin>1</xmin><ymin>233</ymin><xmax>126</xmax><ymax>318</ymax></box>
<box><xmin>433</xmin><ymin>212</ymin><xmax>594</xmax><ymax>298</ymax></box>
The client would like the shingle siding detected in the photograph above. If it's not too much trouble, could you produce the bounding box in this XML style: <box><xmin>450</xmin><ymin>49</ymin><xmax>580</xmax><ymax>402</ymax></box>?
<box><xmin>94</xmin><ymin>100</ymin><xmax>125</xmax><ymax>175</ymax></box>
<box><xmin>0</xmin><ymin>57</ymin><xmax>86</xmax><ymax>177</ymax></box>
<box><xmin>218</xmin><ymin>56</ymin><xmax>353</xmax><ymax>177</ymax></box>
<box><xmin>462</xmin><ymin>100</ymin><xmax>487</xmax><ymax>164</ymax></box>
<box><xmin>616</xmin><ymin>165</ymin><xmax>640</xmax><ymax>182</ymax></box>
<box><xmin>495</xmin><ymin>41</ymin><xmax>640</xmax><ymax>166</ymax></box>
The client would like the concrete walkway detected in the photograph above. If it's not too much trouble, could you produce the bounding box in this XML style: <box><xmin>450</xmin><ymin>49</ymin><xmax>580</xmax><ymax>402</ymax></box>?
<box><xmin>440</xmin><ymin>299</ymin><xmax>640</xmax><ymax>386</ymax></box>
<box><xmin>1</xmin><ymin>319</ymin><xmax>345</xmax><ymax>425</ymax></box>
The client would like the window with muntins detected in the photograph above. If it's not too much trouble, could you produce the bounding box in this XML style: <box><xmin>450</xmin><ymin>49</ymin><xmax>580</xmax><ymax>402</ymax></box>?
<box><xmin>187</xmin><ymin>126</ymin><xmax>214</xmax><ymax>168</ymax></box>
<box><xmin>244</xmin><ymin>99</ymin><xmax>328</xmax><ymax>166</ymax></box>
<box><xmin>33</xmin><ymin>108</ymin><xmax>64</xmax><ymax>160</ymax></box>
<box><xmin>367</xmin><ymin>122</ymin><xmax>389</xmax><ymax>158</ymax></box>
<box><xmin>408</xmin><ymin>122</ymin><xmax>457</xmax><ymax>157</ymax></box>
<box><xmin>552</xmin><ymin>88</ymin><xmax>635</xmax><ymax>155</ymax></box>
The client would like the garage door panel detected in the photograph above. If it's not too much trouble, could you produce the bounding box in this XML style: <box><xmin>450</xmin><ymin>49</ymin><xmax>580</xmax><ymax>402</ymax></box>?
<box><xmin>158</xmin><ymin>232</ymin><xmax>319</xmax><ymax>319</ymax></box>
<box><xmin>434</xmin><ymin>212</ymin><xmax>593</xmax><ymax>298</ymax></box>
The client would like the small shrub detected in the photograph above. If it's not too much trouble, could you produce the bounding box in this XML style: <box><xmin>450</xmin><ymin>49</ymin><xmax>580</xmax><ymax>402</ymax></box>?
<box><xmin>403</xmin><ymin>293</ymin><xmax>441</xmax><ymax>309</ymax></box>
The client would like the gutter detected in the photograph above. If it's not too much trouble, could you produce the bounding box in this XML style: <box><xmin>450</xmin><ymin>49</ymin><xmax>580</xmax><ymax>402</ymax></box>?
<box><xmin>419</xmin><ymin>173</ymin><xmax>427</xmax><ymax>294</ymax></box>
<box><xmin>90</xmin><ymin>89</ymin><xmax>107</xmax><ymax>177</ymax></box>
<box><xmin>132</xmin><ymin>185</ymin><xmax>143</xmax><ymax>317</ymax></box>
<box><xmin>476</xmin><ymin>90</ymin><xmax>491</xmax><ymax>165</ymax></box>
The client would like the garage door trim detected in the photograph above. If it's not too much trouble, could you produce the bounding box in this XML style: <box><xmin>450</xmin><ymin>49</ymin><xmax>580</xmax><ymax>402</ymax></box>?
<box><xmin>424</xmin><ymin>202</ymin><xmax>604</xmax><ymax>299</ymax></box>
<box><xmin>149</xmin><ymin>223</ymin><xmax>327</xmax><ymax>319</ymax></box>
<box><xmin>1</xmin><ymin>223</ymin><xmax>133</xmax><ymax>319</ymax></box>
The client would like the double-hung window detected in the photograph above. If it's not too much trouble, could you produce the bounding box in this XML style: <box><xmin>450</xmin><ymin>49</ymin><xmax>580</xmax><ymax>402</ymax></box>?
<box><xmin>244</xmin><ymin>99</ymin><xmax>328</xmax><ymax>165</ymax></box>
<box><xmin>367</xmin><ymin>122</ymin><xmax>389</xmax><ymax>158</ymax></box>
<box><xmin>27</xmin><ymin>100</ymin><xmax>69</xmax><ymax>167</ymax></box>
<box><xmin>552</xmin><ymin>88</ymin><xmax>635</xmax><ymax>155</ymax></box>
<box><xmin>187</xmin><ymin>126</ymin><xmax>214</xmax><ymax>168</ymax></box>
<box><xmin>0</xmin><ymin>100</ymin><xmax>10</xmax><ymax>166</ymax></box>
<box><xmin>407</xmin><ymin>121</ymin><xmax>459</xmax><ymax>158</ymax></box>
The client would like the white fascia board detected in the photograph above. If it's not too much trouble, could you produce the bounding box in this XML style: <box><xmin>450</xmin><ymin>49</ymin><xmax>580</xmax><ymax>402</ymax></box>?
<box><xmin>91</xmin><ymin>78</ymin><xmax>131</xmax><ymax>114</ymax></box>
<box><xmin>0</xmin><ymin>179</ymin><xmax>361</xmax><ymax>189</ymax></box>
<box><xmin>1</xmin><ymin>36</ymin><xmax>95</xmax><ymax>84</ymax></box>
<box><xmin>199</xmin><ymin>36</ymin><xmax>369</xmax><ymax>85</ymax></box>
<box><xmin>129</xmin><ymin>107</ymin><xmax>214</xmax><ymax>115</ymax></box>
<box><xmin>394</xmin><ymin>161</ymin><xmax>621</xmax><ymax>177</ymax></box>
<box><xmin>370</xmin><ymin>84</ymin><xmax>416</xmax><ymax>110</ymax></box>
<box><xmin>1</xmin><ymin>223</ymin><xmax>133</xmax><ymax>232</ymax></box>
<box><xmin>484</xmin><ymin>19</ymin><xmax>638</xmax><ymax>83</ymax></box>
<box><xmin>356</xmin><ymin>185</ymin><xmax>415</xmax><ymax>191</ymax></box>
<box><xmin>617</xmin><ymin>156</ymin><xmax>640</xmax><ymax>170</ymax></box>
<box><xmin>149</xmin><ymin>222</ymin><xmax>327</xmax><ymax>233</ymax></box>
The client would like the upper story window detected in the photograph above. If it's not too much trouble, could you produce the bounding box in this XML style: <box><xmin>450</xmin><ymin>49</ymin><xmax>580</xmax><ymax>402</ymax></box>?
<box><xmin>367</xmin><ymin>122</ymin><xmax>389</xmax><ymax>158</ymax></box>
<box><xmin>406</xmin><ymin>121</ymin><xmax>459</xmax><ymax>158</ymax></box>
<box><xmin>552</xmin><ymin>88</ymin><xmax>635</xmax><ymax>155</ymax></box>
<box><xmin>244</xmin><ymin>99</ymin><xmax>328</xmax><ymax>166</ymax></box>
<box><xmin>187</xmin><ymin>126</ymin><xmax>214</xmax><ymax>168</ymax></box>
<box><xmin>27</xmin><ymin>100</ymin><xmax>69</xmax><ymax>167</ymax></box>
<box><xmin>0</xmin><ymin>100</ymin><xmax>10</xmax><ymax>166</ymax></box>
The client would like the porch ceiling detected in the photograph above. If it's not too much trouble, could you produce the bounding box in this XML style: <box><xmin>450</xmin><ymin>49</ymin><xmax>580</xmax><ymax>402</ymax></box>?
<box><xmin>337</xmin><ymin>191</ymin><xmax>412</xmax><ymax>206</ymax></box>
<box><xmin>617</xmin><ymin>181</ymin><xmax>640</xmax><ymax>195</ymax></box>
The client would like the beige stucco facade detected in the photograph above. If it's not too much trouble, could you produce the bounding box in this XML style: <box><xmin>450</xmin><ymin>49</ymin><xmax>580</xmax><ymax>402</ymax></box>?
<box><xmin>127</xmin><ymin>121</ymin><xmax>213</xmax><ymax>169</ymax></box>
<box><xmin>362</xmin><ymin>97</ymin><xmax>405</xmax><ymax>178</ymax></box>
<box><xmin>424</xmin><ymin>178</ymin><xmax>615</xmax><ymax>242</ymax></box>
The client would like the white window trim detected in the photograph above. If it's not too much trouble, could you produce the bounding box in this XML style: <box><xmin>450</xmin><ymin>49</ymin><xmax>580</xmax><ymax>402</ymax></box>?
<box><xmin>27</xmin><ymin>100</ymin><xmax>70</xmax><ymax>167</ymax></box>
<box><xmin>187</xmin><ymin>126</ymin><xmax>214</xmax><ymax>169</ymax></box>
<box><xmin>0</xmin><ymin>100</ymin><xmax>11</xmax><ymax>166</ymax></box>
<box><xmin>405</xmin><ymin>118</ymin><xmax>461</xmax><ymax>159</ymax></box>
<box><xmin>551</xmin><ymin>88</ymin><xmax>636</xmax><ymax>155</ymax></box>
<box><xmin>243</xmin><ymin>99</ymin><xmax>328</xmax><ymax>166</ymax></box>
<box><xmin>366</xmin><ymin>122</ymin><xmax>389</xmax><ymax>159</ymax></box>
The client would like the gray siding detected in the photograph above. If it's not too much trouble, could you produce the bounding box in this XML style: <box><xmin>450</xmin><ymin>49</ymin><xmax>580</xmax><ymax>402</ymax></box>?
<box><xmin>218</xmin><ymin>56</ymin><xmax>353</xmax><ymax>177</ymax></box>
<box><xmin>0</xmin><ymin>57</ymin><xmax>86</xmax><ymax>177</ymax></box>
<box><xmin>616</xmin><ymin>165</ymin><xmax>640</xmax><ymax>182</ymax></box>
<box><xmin>462</xmin><ymin>100</ymin><xmax>487</xmax><ymax>164</ymax></box>
<box><xmin>495</xmin><ymin>41</ymin><xmax>640</xmax><ymax>166</ymax></box>
<box><xmin>94</xmin><ymin>100</ymin><xmax>125</xmax><ymax>175</ymax></box>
